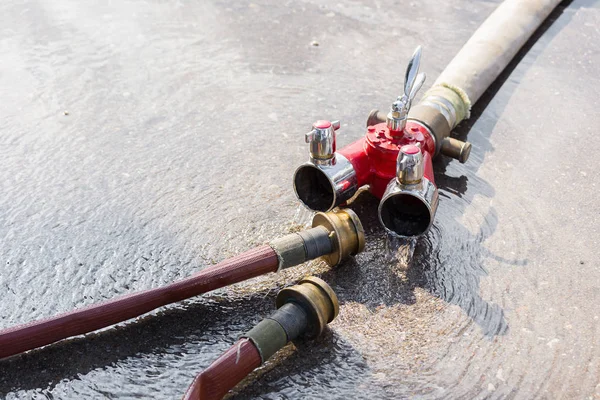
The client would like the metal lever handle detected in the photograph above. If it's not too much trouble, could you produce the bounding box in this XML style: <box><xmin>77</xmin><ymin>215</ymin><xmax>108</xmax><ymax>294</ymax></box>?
<box><xmin>408</xmin><ymin>72</ymin><xmax>426</xmax><ymax>103</ymax></box>
<box><xmin>404</xmin><ymin>46</ymin><xmax>422</xmax><ymax>100</ymax></box>
<box><xmin>387</xmin><ymin>46</ymin><xmax>426</xmax><ymax>132</ymax></box>
<box><xmin>396</xmin><ymin>46</ymin><xmax>426</xmax><ymax>114</ymax></box>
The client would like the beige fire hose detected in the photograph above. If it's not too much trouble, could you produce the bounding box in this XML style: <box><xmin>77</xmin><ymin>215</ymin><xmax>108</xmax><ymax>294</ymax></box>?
<box><xmin>434</xmin><ymin>0</ymin><xmax>564</xmax><ymax>109</ymax></box>
<box><xmin>405</xmin><ymin>0</ymin><xmax>564</xmax><ymax>161</ymax></box>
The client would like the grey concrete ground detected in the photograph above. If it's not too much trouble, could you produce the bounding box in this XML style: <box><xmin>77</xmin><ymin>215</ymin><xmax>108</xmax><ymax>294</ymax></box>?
<box><xmin>0</xmin><ymin>0</ymin><xmax>599</xmax><ymax>398</ymax></box>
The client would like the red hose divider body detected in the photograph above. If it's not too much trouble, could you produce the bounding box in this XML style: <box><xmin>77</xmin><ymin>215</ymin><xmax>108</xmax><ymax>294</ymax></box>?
<box><xmin>0</xmin><ymin>245</ymin><xmax>279</xmax><ymax>359</ymax></box>
<box><xmin>183</xmin><ymin>338</ymin><xmax>261</xmax><ymax>400</ymax></box>
<box><xmin>338</xmin><ymin>121</ymin><xmax>437</xmax><ymax>199</ymax></box>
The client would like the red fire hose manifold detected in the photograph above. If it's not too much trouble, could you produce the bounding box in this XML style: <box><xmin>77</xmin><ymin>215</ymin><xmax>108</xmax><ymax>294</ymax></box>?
<box><xmin>293</xmin><ymin>46</ymin><xmax>471</xmax><ymax>238</ymax></box>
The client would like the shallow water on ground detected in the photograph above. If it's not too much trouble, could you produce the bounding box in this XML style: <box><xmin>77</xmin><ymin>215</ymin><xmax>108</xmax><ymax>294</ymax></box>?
<box><xmin>1</xmin><ymin>0</ymin><xmax>599</xmax><ymax>399</ymax></box>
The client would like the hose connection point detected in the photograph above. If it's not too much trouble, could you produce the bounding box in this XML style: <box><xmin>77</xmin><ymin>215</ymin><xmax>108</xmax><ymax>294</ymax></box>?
<box><xmin>276</xmin><ymin>276</ymin><xmax>339</xmax><ymax>339</ymax></box>
<box><xmin>379</xmin><ymin>149</ymin><xmax>439</xmax><ymax>238</ymax></box>
<box><xmin>378</xmin><ymin>179</ymin><xmax>438</xmax><ymax>238</ymax></box>
<box><xmin>294</xmin><ymin>124</ymin><xmax>358</xmax><ymax>211</ymax></box>
<box><xmin>241</xmin><ymin>276</ymin><xmax>339</xmax><ymax>363</ymax></box>
<box><xmin>312</xmin><ymin>209</ymin><xmax>365</xmax><ymax>266</ymax></box>
<box><xmin>269</xmin><ymin>210</ymin><xmax>364</xmax><ymax>271</ymax></box>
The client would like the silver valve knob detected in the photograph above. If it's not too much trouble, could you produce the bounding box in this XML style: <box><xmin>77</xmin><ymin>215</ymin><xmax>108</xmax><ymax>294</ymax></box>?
<box><xmin>387</xmin><ymin>46</ymin><xmax>426</xmax><ymax>132</ymax></box>
<box><xmin>397</xmin><ymin>144</ymin><xmax>424</xmax><ymax>185</ymax></box>
<box><xmin>305</xmin><ymin>119</ymin><xmax>340</xmax><ymax>164</ymax></box>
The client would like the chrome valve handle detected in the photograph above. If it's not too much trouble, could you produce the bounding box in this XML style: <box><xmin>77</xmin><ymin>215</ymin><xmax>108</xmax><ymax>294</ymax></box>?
<box><xmin>305</xmin><ymin>119</ymin><xmax>341</xmax><ymax>165</ymax></box>
<box><xmin>387</xmin><ymin>46</ymin><xmax>426</xmax><ymax>132</ymax></box>
<box><xmin>397</xmin><ymin>144</ymin><xmax>424</xmax><ymax>185</ymax></box>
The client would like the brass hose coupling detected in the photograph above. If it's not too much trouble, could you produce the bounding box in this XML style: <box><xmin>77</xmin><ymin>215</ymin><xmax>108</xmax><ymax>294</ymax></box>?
<box><xmin>269</xmin><ymin>209</ymin><xmax>365</xmax><ymax>270</ymax></box>
<box><xmin>242</xmin><ymin>276</ymin><xmax>339</xmax><ymax>362</ymax></box>
<box><xmin>311</xmin><ymin>209</ymin><xmax>365</xmax><ymax>266</ymax></box>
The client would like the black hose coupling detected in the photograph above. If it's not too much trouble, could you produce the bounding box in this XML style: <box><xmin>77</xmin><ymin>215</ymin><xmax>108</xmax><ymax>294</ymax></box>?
<box><xmin>241</xmin><ymin>276</ymin><xmax>338</xmax><ymax>362</ymax></box>
<box><xmin>269</xmin><ymin>209</ymin><xmax>365</xmax><ymax>269</ymax></box>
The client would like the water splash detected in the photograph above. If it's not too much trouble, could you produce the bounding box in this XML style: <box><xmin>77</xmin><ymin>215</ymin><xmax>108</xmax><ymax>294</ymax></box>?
<box><xmin>292</xmin><ymin>204</ymin><xmax>314</xmax><ymax>228</ymax></box>
<box><xmin>385</xmin><ymin>233</ymin><xmax>417</xmax><ymax>272</ymax></box>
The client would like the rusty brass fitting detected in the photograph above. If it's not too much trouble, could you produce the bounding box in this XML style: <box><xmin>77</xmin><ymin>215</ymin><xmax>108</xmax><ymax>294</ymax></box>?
<box><xmin>312</xmin><ymin>209</ymin><xmax>365</xmax><ymax>267</ymax></box>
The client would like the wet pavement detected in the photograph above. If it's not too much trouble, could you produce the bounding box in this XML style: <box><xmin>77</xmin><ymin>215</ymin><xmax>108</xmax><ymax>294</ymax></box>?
<box><xmin>1</xmin><ymin>0</ymin><xmax>599</xmax><ymax>398</ymax></box>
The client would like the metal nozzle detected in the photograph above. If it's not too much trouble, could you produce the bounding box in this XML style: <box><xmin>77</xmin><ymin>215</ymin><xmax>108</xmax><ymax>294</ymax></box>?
<box><xmin>293</xmin><ymin>153</ymin><xmax>358</xmax><ymax>212</ymax></box>
<box><xmin>378</xmin><ymin>146</ymin><xmax>438</xmax><ymax>237</ymax></box>
<box><xmin>378</xmin><ymin>179</ymin><xmax>438</xmax><ymax>237</ymax></box>
<box><xmin>295</xmin><ymin>119</ymin><xmax>358</xmax><ymax>212</ymax></box>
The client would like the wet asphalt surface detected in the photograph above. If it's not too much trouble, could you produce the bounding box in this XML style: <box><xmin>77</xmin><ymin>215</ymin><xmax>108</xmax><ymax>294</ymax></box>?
<box><xmin>1</xmin><ymin>0</ymin><xmax>599</xmax><ymax>399</ymax></box>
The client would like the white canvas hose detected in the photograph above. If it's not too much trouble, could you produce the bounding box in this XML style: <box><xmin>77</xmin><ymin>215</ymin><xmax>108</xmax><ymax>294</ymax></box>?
<box><xmin>408</xmin><ymin>0</ymin><xmax>564</xmax><ymax>159</ymax></box>
<box><xmin>434</xmin><ymin>0</ymin><xmax>563</xmax><ymax>124</ymax></box>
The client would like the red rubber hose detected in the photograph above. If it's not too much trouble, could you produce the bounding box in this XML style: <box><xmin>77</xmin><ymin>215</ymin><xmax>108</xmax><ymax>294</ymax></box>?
<box><xmin>183</xmin><ymin>338</ymin><xmax>262</xmax><ymax>400</ymax></box>
<box><xmin>0</xmin><ymin>245</ymin><xmax>279</xmax><ymax>359</ymax></box>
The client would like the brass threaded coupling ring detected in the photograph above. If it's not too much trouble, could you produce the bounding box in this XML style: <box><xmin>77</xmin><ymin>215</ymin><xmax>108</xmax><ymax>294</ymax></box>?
<box><xmin>311</xmin><ymin>209</ymin><xmax>365</xmax><ymax>267</ymax></box>
<box><xmin>276</xmin><ymin>276</ymin><xmax>339</xmax><ymax>339</ymax></box>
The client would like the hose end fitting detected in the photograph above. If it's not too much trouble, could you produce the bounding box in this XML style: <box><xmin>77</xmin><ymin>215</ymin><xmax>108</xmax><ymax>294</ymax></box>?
<box><xmin>312</xmin><ymin>209</ymin><xmax>365</xmax><ymax>266</ymax></box>
<box><xmin>241</xmin><ymin>276</ymin><xmax>338</xmax><ymax>362</ymax></box>
<box><xmin>276</xmin><ymin>276</ymin><xmax>338</xmax><ymax>339</ymax></box>
<box><xmin>269</xmin><ymin>210</ymin><xmax>364</xmax><ymax>270</ymax></box>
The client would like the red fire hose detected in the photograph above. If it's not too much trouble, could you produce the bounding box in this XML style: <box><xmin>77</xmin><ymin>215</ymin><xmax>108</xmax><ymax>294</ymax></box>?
<box><xmin>183</xmin><ymin>277</ymin><xmax>339</xmax><ymax>400</ymax></box>
<box><xmin>183</xmin><ymin>338</ymin><xmax>261</xmax><ymax>400</ymax></box>
<box><xmin>0</xmin><ymin>210</ymin><xmax>364</xmax><ymax>360</ymax></box>
<box><xmin>0</xmin><ymin>246</ymin><xmax>278</xmax><ymax>360</ymax></box>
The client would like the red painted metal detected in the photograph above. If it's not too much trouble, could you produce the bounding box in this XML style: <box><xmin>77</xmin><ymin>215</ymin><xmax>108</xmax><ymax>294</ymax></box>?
<box><xmin>338</xmin><ymin>121</ymin><xmax>436</xmax><ymax>198</ymax></box>
<box><xmin>401</xmin><ymin>144</ymin><xmax>420</xmax><ymax>155</ymax></box>
<box><xmin>313</xmin><ymin>119</ymin><xmax>332</xmax><ymax>129</ymax></box>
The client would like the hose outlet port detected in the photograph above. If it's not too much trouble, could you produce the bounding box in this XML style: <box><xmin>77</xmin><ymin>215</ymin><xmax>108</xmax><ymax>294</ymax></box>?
<box><xmin>293</xmin><ymin>154</ymin><xmax>358</xmax><ymax>212</ymax></box>
<box><xmin>378</xmin><ymin>178</ymin><xmax>439</xmax><ymax>237</ymax></box>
